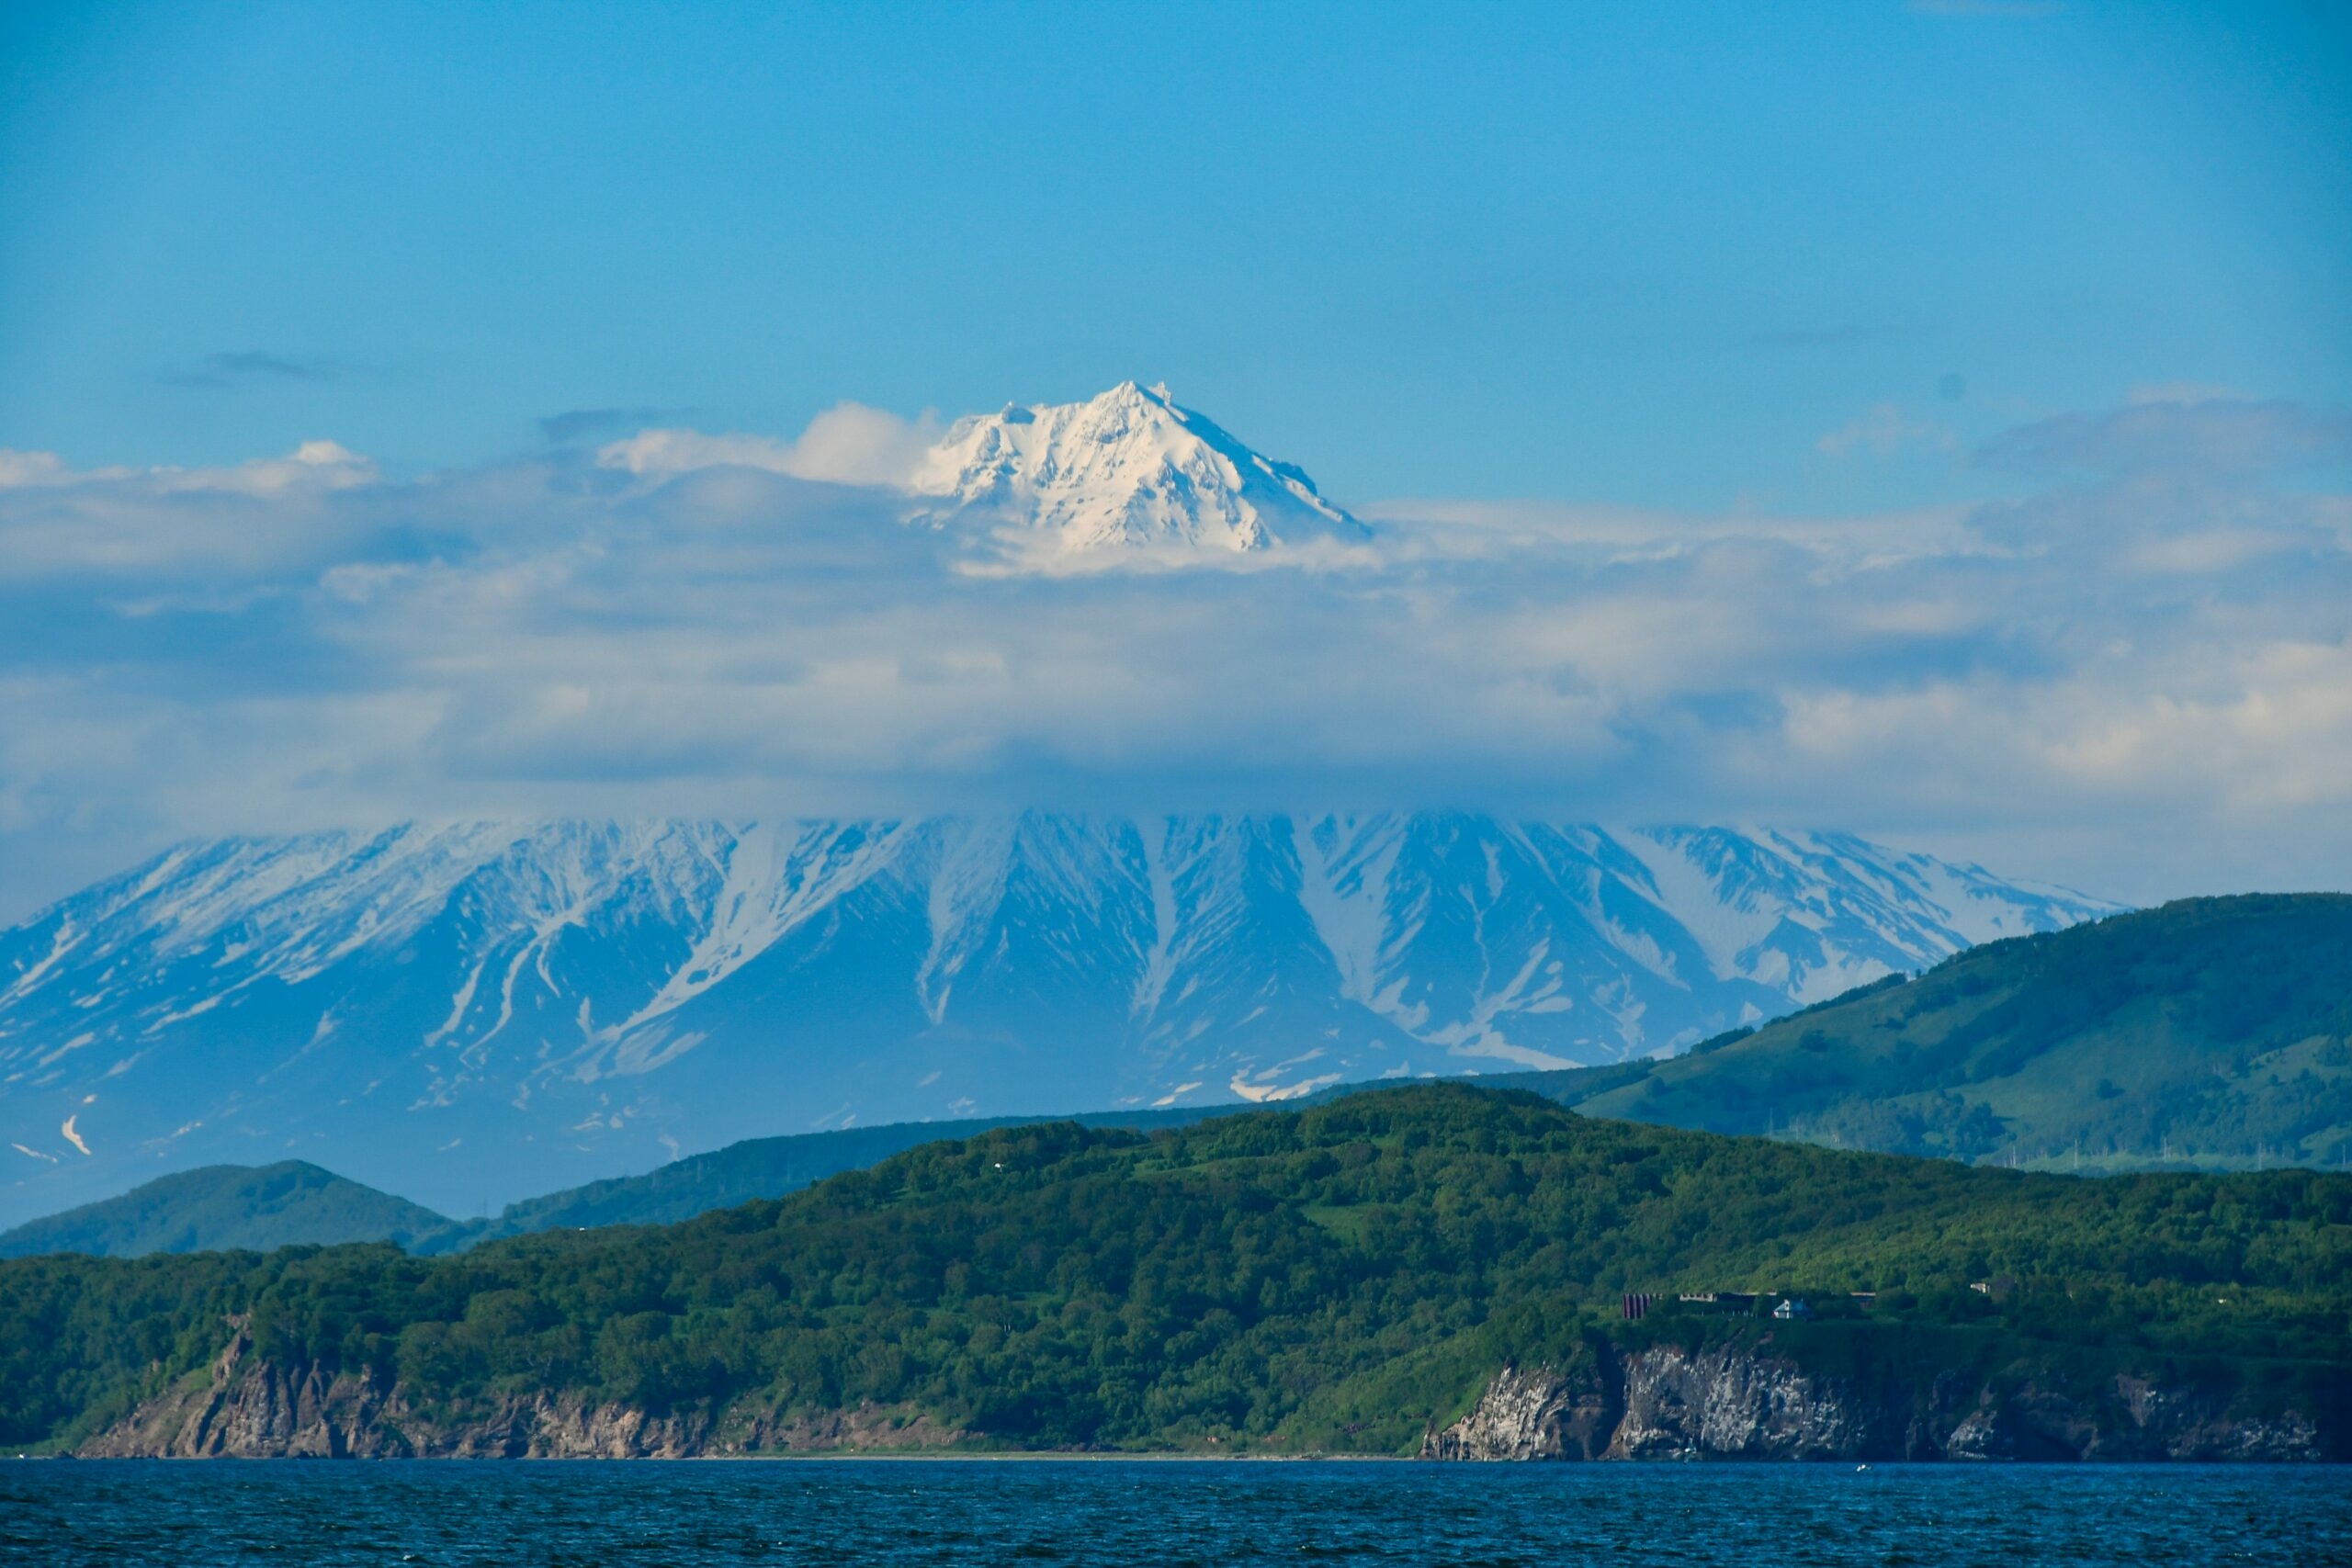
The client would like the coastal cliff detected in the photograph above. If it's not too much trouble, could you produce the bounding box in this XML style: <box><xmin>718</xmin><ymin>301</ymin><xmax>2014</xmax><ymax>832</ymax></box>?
<box><xmin>1421</xmin><ymin>1346</ymin><xmax>2328</xmax><ymax>1463</ymax></box>
<box><xmin>77</xmin><ymin>1326</ymin><xmax>964</xmax><ymax>1459</ymax></box>
<box><xmin>77</xmin><ymin>1325</ymin><xmax>2326</xmax><ymax>1461</ymax></box>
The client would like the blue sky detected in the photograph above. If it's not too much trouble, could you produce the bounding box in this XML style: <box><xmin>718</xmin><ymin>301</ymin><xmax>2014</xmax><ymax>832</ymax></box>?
<box><xmin>4</xmin><ymin>1</ymin><xmax>2346</xmax><ymax>507</ymax></box>
<box><xmin>0</xmin><ymin>1</ymin><xmax>2347</xmax><ymax>917</ymax></box>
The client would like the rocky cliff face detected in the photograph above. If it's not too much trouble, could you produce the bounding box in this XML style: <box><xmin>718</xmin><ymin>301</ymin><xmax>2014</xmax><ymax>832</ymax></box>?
<box><xmin>1421</xmin><ymin>1347</ymin><xmax>2329</xmax><ymax>1463</ymax></box>
<box><xmin>1939</xmin><ymin>1375</ymin><xmax>2323</xmax><ymax>1462</ymax></box>
<box><xmin>78</xmin><ymin>1330</ymin><xmax>414</xmax><ymax>1459</ymax></box>
<box><xmin>1608</xmin><ymin>1345</ymin><xmax>1870</xmax><ymax>1460</ymax></box>
<box><xmin>77</xmin><ymin>1326</ymin><xmax>2328</xmax><ymax>1461</ymax></box>
<box><xmin>1418</xmin><ymin>1362</ymin><xmax>1618</xmax><ymax>1461</ymax></box>
<box><xmin>77</xmin><ymin>1327</ymin><xmax>963</xmax><ymax>1459</ymax></box>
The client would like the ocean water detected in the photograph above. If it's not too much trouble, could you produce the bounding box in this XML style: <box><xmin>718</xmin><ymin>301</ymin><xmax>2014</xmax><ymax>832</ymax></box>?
<box><xmin>1</xmin><ymin>1460</ymin><xmax>2345</xmax><ymax>1567</ymax></box>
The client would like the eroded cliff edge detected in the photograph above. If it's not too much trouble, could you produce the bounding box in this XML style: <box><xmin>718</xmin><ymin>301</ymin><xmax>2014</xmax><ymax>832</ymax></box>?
<box><xmin>1420</xmin><ymin>1347</ymin><xmax>2327</xmax><ymax>1463</ymax></box>
<box><xmin>76</xmin><ymin>1327</ymin><xmax>964</xmax><ymax>1459</ymax></box>
<box><xmin>77</xmin><ymin>1325</ymin><xmax>2330</xmax><ymax>1461</ymax></box>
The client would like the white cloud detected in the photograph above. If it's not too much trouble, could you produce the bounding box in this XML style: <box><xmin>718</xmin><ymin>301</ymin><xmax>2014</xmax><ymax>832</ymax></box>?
<box><xmin>0</xmin><ymin>441</ymin><xmax>387</xmax><ymax>581</ymax></box>
<box><xmin>1977</xmin><ymin>399</ymin><xmax>2352</xmax><ymax>478</ymax></box>
<box><xmin>0</xmin><ymin>395</ymin><xmax>2346</xmax><ymax>916</ymax></box>
<box><xmin>786</xmin><ymin>403</ymin><xmax>945</xmax><ymax>486</ymax></box>
<box><xmin>0</xmin><ymin>440</ymin><xmax>374</xmax><ymax>497</ymax></box>
<box><xmin>1815</xmin><ymin>403</ymin><xmax>1959</xmax><ymax>460</ymax></box>
<box><xmin>598</xmin><ymin>402</ymin><xmax>941</xmax><ymax>488</ymax></box>
<box><xmin>596</xmin><ymin>428</ymin><xmax>794</xmax><ymax>478</ymax></box>
<box><xmin>162</xmin><ymin>439</ymin><xmax>377</xmax><ymax>495</ymax></box>
<box><xmin>0</xmin><ymin>450</ymin><xmax>77</xmax><ymax>490</ymax></box>
<box><xmin>1780</xmin><ymin>636</ymin><xmax>2352</xmax><ymax>818</ymax></box>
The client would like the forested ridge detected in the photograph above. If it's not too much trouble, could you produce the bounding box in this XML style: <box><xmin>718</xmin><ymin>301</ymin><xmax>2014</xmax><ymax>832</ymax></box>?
<box><xmin>4</xmin><ymin>1085</ymin><xmax>2346</xmax><ymax>1454</ymax></box>
<box><xmin>1513</xmin><ymin>895</ymin><xmax>2352</xmax><ymax>1170</ymax></box>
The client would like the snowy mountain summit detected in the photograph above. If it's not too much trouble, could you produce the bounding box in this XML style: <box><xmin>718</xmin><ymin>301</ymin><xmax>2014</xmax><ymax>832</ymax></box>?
<box><xmin>910</xmin><ymin>381</ymin><xmax>1371</xmax><ymax>555</ymax></box>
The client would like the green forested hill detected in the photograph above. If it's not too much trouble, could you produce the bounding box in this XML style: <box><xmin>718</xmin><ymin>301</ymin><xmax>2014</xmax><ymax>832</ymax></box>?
<box><xmin>445</xmin><ymin>1103</ymin><xmax>1241</xmax><ymax>1249</ymax></box>
<box><xmin>1501</xmin><ymin>895</ymin><xmax>2352</xmax><ymax>1172</ymax></box>
<box><xmin>2</xmin><ymin>1110</ymin><xmax>1254</xmax><ymax>1262</ymax></box>
<box><xmin>5</xmin><ymin>1109</ymin><xmax>1250</xmax><ymax>1269</ymax></box>
<box><xmin>0</xmin><ymin>1161</ymin><xmax>459</xmax><ymax>1261</ymax></box>
<box><xmin>3</xmin><ymin>1085</ymin><xmax>2345</xmax><ymax>1455</ymax></box>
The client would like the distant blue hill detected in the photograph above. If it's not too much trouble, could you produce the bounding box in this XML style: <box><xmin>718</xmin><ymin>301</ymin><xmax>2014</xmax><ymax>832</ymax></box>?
<box><xmin>0</xmin><ymin>1161</ymin><xmax>457</xmax><ymax>1259</ymax></box>
<box><xmin>0</xmin><ymin>1107</ymin><xmax>1261</xmax><ymax>1259</ymax></box>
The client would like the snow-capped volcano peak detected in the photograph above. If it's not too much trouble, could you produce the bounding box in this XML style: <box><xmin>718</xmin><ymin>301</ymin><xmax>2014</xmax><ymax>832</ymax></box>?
<box><xmin>908</xmin><ymin>381</ymin><xmax>1370</xmax><ymax>553</ymax></box>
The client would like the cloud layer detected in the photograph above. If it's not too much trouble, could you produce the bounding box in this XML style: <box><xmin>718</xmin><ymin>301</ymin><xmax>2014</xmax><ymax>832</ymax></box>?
<box><xmin>596</xmin><ymin>402</ymin><xmax>944</xmax><ymax>488</ymax></box>
<box><xmin>0</xmin><ymin>394</ymin><xmax>2346</xmax><ymax>916</ymax></box>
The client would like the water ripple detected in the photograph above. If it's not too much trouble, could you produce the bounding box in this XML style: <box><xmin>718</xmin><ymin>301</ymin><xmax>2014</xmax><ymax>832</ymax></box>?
<box><xmin>0</xmin><ymin>1460</ymin><xmax>2344</xmax><ymax>1568</ymax></box>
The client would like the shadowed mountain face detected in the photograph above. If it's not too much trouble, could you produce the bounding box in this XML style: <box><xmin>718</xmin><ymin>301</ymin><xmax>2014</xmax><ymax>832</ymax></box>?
<box><xmin>0</xmin><ymin>814</ymin><xmax>2106</xmax><ymax>1224</ymax></box>
<box><xmin>1506</xmin><ymin>895</ymin><xmax>2352</xmax><ymax>1173</ymax></box>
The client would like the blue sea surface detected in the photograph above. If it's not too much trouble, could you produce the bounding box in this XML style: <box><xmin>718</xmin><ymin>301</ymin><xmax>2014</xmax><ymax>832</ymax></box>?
<box><xmin>1</xmin><ymin>1460</ymin><xmax>2345</xmax><ymax>1566</ymax></box>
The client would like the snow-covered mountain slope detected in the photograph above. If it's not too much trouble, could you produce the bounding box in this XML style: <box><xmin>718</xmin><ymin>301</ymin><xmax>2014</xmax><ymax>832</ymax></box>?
<box><xmin>0</xmin><ymin>816</ymin><xmax>2112</xmax><ymax>1224</ymax></box>
<box><xmin>909</xmin><ymin>381</ymin><xmax>1371</xmax><ymax>554</ymax></box>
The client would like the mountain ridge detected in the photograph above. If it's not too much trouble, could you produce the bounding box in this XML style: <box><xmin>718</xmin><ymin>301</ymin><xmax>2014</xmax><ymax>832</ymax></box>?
<box><xmin>12</xmin><ymin>893</ymin><xmax>2345</xmax><ymax>1258</ymax></box>
<box><xmin>0</xmin><ymin>1160</ymin><xmax>456</xmax><ymax>1259</ymax></box>
<box><xmin>1501</xmin><ymin>894</ymin><xmax>2352</xmax><ymax>1171</ymax></box>
<box><xmin>0</xmin><ymin>813</ymin><xmax>2109</xmax><ymax>1225</ymax></box>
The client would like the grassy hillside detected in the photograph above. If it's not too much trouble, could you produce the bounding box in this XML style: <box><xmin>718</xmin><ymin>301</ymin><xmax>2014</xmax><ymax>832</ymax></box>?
<box><xmin>0</xmin><ymin>1162</ymin><xmax>458</xmax><ymax>1260</ymax></box>
<box><xmin>1499</xmin><ymin>895</ymin><xmax>2352</xmax><ymax>1173</ymax></box>
<box><xmin>3</xmin><ymin>1084</ymin><xmax>2345</xmax><ymax>1454</ymax></box>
